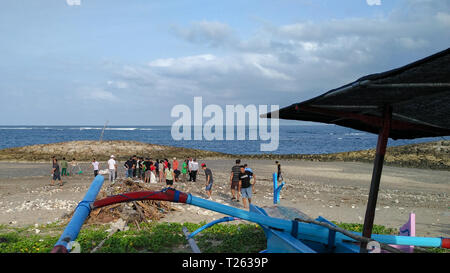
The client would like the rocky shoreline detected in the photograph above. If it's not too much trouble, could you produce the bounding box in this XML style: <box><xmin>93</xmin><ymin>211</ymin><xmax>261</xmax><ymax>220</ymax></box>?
<box><xmin>0</xmin><ymin>140</ymin><xmax>448</xmax><ymax>170</ymax></box>
<box><xmin>238</xmin><ymin>140</ymin><xmax>450</xmax><ymax>170</ymax></box>
<box><xmin>0</xmin><ymin>140</ymin><xmax>227</xmax><ymax>162</ymax></box>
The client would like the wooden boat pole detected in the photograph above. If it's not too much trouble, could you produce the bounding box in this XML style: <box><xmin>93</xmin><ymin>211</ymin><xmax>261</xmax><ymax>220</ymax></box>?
<box><xmin>360</xmin><ymin>105</ymin><xmax>392</xmax><ymax>252</ymax></box>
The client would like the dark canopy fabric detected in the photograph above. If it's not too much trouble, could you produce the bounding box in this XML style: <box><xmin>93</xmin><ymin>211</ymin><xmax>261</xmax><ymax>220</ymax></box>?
<box><xmin>263</xmin><ymin>48</ymin><xmax>450</xmax><ymax>139</ymax></box>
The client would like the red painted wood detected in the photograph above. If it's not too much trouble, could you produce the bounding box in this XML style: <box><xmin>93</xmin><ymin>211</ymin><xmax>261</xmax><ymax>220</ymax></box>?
<box><xmin>93</xmin><ymin>188</ymin><xmax>188</xmax><ymax>208</ymax></box>
<box><xmin>442</xmin><ymin>238</ymin><xmax>450</xmax><ymax>249</ymax></box>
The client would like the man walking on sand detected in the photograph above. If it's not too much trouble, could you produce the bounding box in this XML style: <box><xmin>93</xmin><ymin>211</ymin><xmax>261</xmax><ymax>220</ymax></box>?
<box><xmin>238</xmin><ymin>165</ymin><xmax>253</xmax><ymax>209</ymax></box>
<box><xmin>51</xmin><ymin>158</ymin><xmax>63</xmax><ymax>187</ymax></box>
<box><xmin>230</xmin><ymin>159</ymin><xmax>241</xmax><ymax>202</ymax></box>
<box><xmin>92</xmin><ymin>158</ymin><xmax>100</xmax><ymax>177</ymax></box>
<box><xmin>275</xmin><ymin>161</ymin><xmax>283</xmax><ymax>182</ymax></box>
<box><xmin>201</xmin><ymin>163</ymin><xmax>213</xmax><ymax>200</ymax></box>
<box><xmin>108</xmin><ymin>155</ymin><xmax>117</xmax><ymax>182</ymax></box>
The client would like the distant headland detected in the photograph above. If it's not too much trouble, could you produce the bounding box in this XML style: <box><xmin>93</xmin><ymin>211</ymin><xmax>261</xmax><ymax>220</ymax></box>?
<box><xmin>0</xmin><ymin>140</ymin><xmax>448</xmax><ymax>170</ymax></box>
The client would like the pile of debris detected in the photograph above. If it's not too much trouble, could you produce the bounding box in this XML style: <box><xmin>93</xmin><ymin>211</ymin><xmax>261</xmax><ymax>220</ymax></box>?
<box><xmin>67</xmin><ymin>178</ymin><xmax>179</xmax><ymax>225</ymax></box>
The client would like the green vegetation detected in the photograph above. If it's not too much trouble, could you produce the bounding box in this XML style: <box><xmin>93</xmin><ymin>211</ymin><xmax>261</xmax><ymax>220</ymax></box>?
<box><xmin>333</xmin><ymin>222</ymin><xmax>398</xmax><ymax>235</ymax></box>
<box><xmin>0</xmin><ymin>221</ymin><xmax>447</xmax><ymax>253</ymax></box>
<box><xmin>0</xmin><ymin>221</ymin><xmax>266</xmax><ymax>253</ymax></box>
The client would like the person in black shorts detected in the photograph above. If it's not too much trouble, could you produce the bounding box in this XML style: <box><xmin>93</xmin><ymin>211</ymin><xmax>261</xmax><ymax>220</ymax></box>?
<box><xmin>238</xmin><ymin>166</ymin><xmax>253</xmax><ymax>209</ymax></box>
<box><xmin>202</xmin><ymin>163</ymin><xmax>213</xmax><ymax>200</ymax></box>
<box><xmin>51</xmin><ymin>158</ymin><xmax>63</xmax><ymax>187</ymax></box>
<box><xmin>164</xmin><ymin>163</ymin><xmax>174</xmax><ymax>187</ymax></box>
<box><xmin>229</xmin><ymin>159</ymin><xmax>241</xmax><ymax>201</ymax></box>
<box><xmin>275</xmin><ymin>161</ymin><xmax>283</xmax><ymax>181</ymax></box>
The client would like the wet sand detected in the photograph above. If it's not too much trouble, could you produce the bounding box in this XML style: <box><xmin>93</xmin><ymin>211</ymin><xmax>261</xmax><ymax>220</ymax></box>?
<box><xmin>0</xmin><ymin>160</ymin><xmax>448</xmax><ymax>238</ymax></box>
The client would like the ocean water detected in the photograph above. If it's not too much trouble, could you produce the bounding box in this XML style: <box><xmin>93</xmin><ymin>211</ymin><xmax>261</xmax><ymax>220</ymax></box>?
<box><xmin>0</xmin><ymin>125</ymin><xmax>444</xmax><ymax>155</ymax></box>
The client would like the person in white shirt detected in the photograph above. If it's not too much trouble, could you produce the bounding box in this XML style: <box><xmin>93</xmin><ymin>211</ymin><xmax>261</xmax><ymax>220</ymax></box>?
<box><xmin>92</xmin><ymin>158</ymin><xmax>100</xmax><ymax>177</ymax></box>
<box><xmin>190</xmin><ymin>158</ymin><xmax>199</xmax><ymax>182</ymax></box>
<box><xmin>107</xmin><ymin>155</ymin><xmax>117</xmax><ymax>182</ymax></box>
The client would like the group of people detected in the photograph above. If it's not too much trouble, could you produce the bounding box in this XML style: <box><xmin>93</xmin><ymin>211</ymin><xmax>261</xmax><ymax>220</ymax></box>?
<box><xmin>51</xmin><ymin>154</ymin><xmax>285</xmax><ymax>211</ymax></box>
<box><xmin>103</xmin><ymin>155</ymin><xmax>205</xmax><ymax>187</ymax></box>
<box><xmin>103</xmin><ymin>155</ymin><xmax>262</xmax><ymax>208</ymax></box>
<box><xmin>229</xmin><ymin>159</ymin><xmax>258</xmax><ymax>209</ymax></box>
<box><xmin>50</xmin><ymin>157</ymin><xmax>84</xmax><ymax>186</ymax></box>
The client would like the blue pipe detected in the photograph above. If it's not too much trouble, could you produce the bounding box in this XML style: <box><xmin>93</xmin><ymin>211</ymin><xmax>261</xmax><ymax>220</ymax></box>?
<box><xmin>188</xmin><ymin>217</ymin><xmax>238</xmax><ymax>239</ymax></box>
<box><xmin>52</xmin><ymin>175</ymin><xmax>105</xmax><ymax>252</ymax></box>
<box><xmin>186</xmin><ymin>195</ymin><xmax>443</xmax><ymax>248</ymax></box>
<box><xmin>274</xmin><ymin>183</ymin><xmax>285</xmax><ymax>204</ymax></box>
<box><xmin>273</xmin><ymin>173</ymin><xmax>285</xmax><ymax>204</ymax></box>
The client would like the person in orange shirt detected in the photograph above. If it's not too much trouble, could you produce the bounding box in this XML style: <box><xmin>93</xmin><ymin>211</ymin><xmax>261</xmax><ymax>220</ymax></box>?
<box><xmin>172</xmin><ymin>157</ymin><xmax>180</xmax><ymax>182</ymax></box>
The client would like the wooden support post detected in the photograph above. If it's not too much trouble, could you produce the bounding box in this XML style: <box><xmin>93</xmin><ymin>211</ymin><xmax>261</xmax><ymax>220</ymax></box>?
<box><xmin>182</xmin><ymin>227</ymin><xmax>201</xmax><ymax>253</ymax></box>
<box><xmin>360</xmin><ymin>106</ymin><xmax>392</xmax><ymax>253</ymax></box>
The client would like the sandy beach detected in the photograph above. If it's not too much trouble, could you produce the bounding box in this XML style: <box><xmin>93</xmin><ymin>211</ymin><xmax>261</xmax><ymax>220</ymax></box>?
<box><xmin>0</xmin><ymin>159</ymin><xmax>448</xmax><ymax>238</ymax></box>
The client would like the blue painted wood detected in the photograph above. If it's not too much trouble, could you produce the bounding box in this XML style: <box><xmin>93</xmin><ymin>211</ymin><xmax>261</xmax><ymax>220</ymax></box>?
<box><xmin>267</xmin><ymin>229</ymin><xmax>317</xmax><ymax>253</ymax></box>
<box><xmin>273</xmin><ymin>173</ymin><xmax>278</xmax><ymax>204</ymax></box>
<box><xmin>250</xmin><ymin>205</ymin><xmax>316</xmax><ymax>253</ymax></box>
<box><xmin>334</xmin><ymin>242</ymin><xmax>361</xmax><ymax>253</ymax></box>
<box><xmin>316</xmin><ymin>216</ymin><xmax>337</xmax><ymax>252</ymax></box>
<box><xmin>187</xmin><ymin>195</ymin><xmax>443</xmax><ymax>250</ymax></box>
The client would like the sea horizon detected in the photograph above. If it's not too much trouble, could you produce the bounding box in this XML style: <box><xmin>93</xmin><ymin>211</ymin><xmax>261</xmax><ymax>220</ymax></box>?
<box><xmin>0</xmin><ymin>125</ymin><xmax>445</xmax><ymax>155</ymax></box>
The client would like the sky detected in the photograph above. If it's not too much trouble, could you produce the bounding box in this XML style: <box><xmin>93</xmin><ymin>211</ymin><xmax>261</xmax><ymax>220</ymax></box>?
<box><xmin>0</xmin><ymin>0</ymin><xmax>449</xmax><ymax>125</ymax></box>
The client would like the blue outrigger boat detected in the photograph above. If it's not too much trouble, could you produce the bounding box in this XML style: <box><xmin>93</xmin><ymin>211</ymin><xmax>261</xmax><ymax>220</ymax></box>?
<box><xmin>51</xmin><ymin>48</ymin><xmax>450</xmax><ymax>253</ymax></box>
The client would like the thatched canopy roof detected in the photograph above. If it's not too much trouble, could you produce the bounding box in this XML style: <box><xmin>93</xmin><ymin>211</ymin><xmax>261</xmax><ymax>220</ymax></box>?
<box><xmin>263</xmin><ymin>48</ymin><xmax>450</xmax><ymax>139</ymax></box>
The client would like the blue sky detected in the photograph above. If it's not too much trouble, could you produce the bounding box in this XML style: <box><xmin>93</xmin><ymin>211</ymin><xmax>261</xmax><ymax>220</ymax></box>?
<box><xmin>0</xmin><ymin>0</ymin><xmax>449</xmax><ymax>125</ymax></box>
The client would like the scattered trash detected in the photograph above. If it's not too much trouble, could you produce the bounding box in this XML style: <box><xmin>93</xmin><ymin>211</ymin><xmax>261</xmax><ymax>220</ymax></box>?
<box><xmin>99</xmin><ymin>169</ymin><xmax>109</xmax><ymax>175</ymax></box>
<box><xmin>64</xmin><ymin>178</ymin><xmax>180</xmax><ymax>225</ymax></box>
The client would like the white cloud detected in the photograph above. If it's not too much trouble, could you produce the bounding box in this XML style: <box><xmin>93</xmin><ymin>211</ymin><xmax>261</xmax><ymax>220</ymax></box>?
<box><xmin>66</xmin><ymin>0</ymin><xmax>81</xmax><ymax>6</ymax></box>
<box><xmin>110</xmin><ymin>1</ymin><xmax>450</xmax><ymax>108</ymax></box>
<box><xmin>91</xmin><ymin>90</ymin><xmax>118</xmax><ymax>102</ymax></box>
<box><xmin>117</xmin><ymin>53</ymin><xmax>296</xmax><ymax>101</ymax></box>
<box><xmin>106</xmin><ymin>80</ymin><xmax>128</xmax><ymax>89</ymax></box>
<box><xmin>170</xmin><ymin>21</ymin><xmax>237</xmax><ymax>47</ymax></box>
<box><xmin>366</xmin><ymin>0</ymin><xmax>381</xmax><ymax>6</ymax></box>
<box><xmin>76</xmin><ymin>87</ymin><xmax>119</xmax><ymax>102</ymax></box>
<box><xmin>436</xmin><ymin>12</ymin><xmax>450</xmax><ymax>26</ymax></box>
